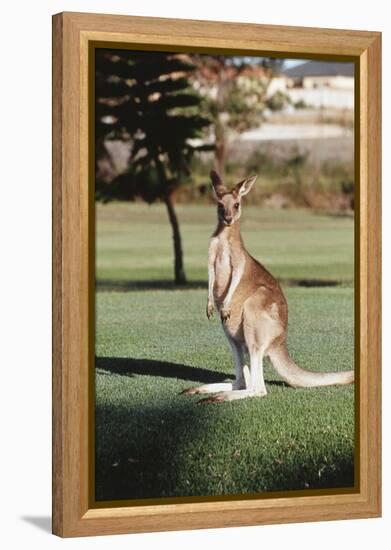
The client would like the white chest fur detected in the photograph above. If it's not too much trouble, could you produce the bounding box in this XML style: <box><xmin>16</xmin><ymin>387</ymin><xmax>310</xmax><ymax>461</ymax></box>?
<box><xmin>210</xmin><ymin>236</ymin><xmax>232</xmax><ymax>296</ymax></box>
<box><xmin>215</xmin><ymin>237</ymin><xmax>231</xmax><ymax>273</ymax></box>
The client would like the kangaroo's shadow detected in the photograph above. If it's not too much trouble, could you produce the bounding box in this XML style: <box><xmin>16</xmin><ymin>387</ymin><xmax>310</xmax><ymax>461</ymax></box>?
<box><xmin>96</xmin><ymin>356</ymin><xmax>287</xmax><ymax>387</ymax></box>
<box><xmin>96</xmin><ymin>356</ymin><xmax>235</xmax><ymax>384</ymax></box>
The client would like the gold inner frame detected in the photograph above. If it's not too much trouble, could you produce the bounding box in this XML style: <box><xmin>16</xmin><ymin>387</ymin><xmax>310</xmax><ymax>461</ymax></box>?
<box><xmin>87</xmin><ymin>42</ymin><xmax>361</xmax><ymax>510</ymax></box>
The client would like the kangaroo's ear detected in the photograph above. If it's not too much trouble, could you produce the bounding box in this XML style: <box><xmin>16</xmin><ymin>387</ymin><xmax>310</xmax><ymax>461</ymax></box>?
<box><xmin>234</xmin><ymin>175</ymin><xmax>257</xmax><ymax>197</ymax></box>
<box><xmin>210</xmin><ymin>170</ymin><xmax>227</xmax><ymax>199</ymax></box>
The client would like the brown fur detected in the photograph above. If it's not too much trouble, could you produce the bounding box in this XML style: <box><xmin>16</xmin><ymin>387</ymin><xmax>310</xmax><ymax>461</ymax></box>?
<box><xmin>184</xmin><ymin>170</ymin><xmax>354</xmax><ymax>402</ymax></box>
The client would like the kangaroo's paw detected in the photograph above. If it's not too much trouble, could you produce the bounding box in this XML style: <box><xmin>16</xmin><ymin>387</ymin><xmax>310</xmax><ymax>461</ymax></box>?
<box><xmin>206</xmin><ymin>301</ymin><xmax>215</xmax><ymax>319</ymax></box>
<box><xmin>181</xmin><ymin>382</ymin><xmax>233</xmax><ymax>396</ymax></box>
<box><xmin>220</xmin><ymin>307</ymin><xmax>231</xmax><ymax>323</ymax></box>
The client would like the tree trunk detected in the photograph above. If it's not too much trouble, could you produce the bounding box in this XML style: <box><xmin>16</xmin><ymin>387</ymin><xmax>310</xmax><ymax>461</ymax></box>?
<box><xmin>215</xmin><ymin>138</ymin><xmax>226</xmax><ymax>175</ymax></box>
<box><xmin>164</xmin><ymin>193</ymin><xmax>187</xmax><ymax>285</ymax></box>
<box><xmin>153</xmin><ymin>154</ymin><xmax>187</xmax><ymax>285</ymax></box>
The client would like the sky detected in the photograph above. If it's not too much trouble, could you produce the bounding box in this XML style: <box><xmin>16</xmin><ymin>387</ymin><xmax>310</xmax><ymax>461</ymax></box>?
<box><xmin>284</xmin><ymin>59</ymin><xmax>305</xmax><ymax>68</ymax></box>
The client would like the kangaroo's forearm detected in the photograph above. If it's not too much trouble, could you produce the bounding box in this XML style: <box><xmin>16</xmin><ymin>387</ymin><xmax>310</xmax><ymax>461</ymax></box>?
<box><xmin>208</xmin><ymin>238</ymin><xmax>218</xmax><ymax>303</ymax></box>
<box><xmin>208</xmin><ymin>263</ymin><xmax>215</xmax><ymax>302</ymax></box>
<box><xmin>223</xmin><ymin>263</ymin><xmax>244</xmax><ymax>308</ymax></box>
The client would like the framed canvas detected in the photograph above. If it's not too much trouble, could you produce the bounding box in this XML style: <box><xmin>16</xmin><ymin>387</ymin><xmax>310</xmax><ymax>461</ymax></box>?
<box><xmin>52</xmin><ymin>12</ymin><xmax>381</xmax><ymax>537</ymax></box>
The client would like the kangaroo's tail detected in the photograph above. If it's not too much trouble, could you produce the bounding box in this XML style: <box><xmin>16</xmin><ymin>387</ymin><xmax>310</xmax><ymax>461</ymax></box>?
<box><xmin>268</xmin><ymin>343</ymin><xmax>354</xmax><ymax>388</ymax></box>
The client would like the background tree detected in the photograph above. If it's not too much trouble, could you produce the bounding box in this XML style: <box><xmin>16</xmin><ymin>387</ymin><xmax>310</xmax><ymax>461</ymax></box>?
<box><xmin>95</xmin><ymin>50</ymin><xmax>212</xmax><ymax>284</ymax></box>
<box><xmin>191</xmin><ymin>56</ymin><xmax>285</xmax><ymax>174</ymax></box>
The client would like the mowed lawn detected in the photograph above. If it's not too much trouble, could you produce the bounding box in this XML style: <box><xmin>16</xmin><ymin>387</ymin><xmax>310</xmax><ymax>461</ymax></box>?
<box><xmin>95</xmin><ymin>203</ymin><xmax>355</xmax><ymax>501</ymax></box>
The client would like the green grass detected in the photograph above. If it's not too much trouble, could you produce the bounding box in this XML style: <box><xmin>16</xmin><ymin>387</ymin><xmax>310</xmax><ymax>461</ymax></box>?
<box><xmin>95</xmin><ymin>202</ymin><xmax>355</xmax><ymax>501</ymax></box>
<box><xmin>96</xmin><ymin>203</ymin><xmax>354</xmax><ymax>286</ymax></box>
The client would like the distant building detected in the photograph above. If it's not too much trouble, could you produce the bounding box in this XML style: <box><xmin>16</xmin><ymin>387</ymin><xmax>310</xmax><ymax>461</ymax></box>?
<box><xmin>280</xmin><ymin>61</ymin><xmax>354</xmax><ymax>109</ymax></box>
<box><xmin>266</xmin><ymin>76</ymin><xmax>290</xmax><ymax>96</ymax></box>
<box><xmin>283</xmin><ymin>61</ymin><xmax>354</xmax><ymax>90</ymax></box>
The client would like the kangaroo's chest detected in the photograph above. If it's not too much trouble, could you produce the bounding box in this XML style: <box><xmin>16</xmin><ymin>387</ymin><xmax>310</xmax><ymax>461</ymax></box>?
<box><xmin>213</xmin><ymin>237</ymin><xmax>233</xmax><ymax>297</ymax></box>
<box><xmin>215</xmin><ymin>238</ymin><xmax>232</xmax><ymax>274</ymax></box>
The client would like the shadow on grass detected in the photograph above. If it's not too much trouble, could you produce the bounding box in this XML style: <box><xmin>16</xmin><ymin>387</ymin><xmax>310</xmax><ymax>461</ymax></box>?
<box><xmin>96</xmin><ymin>356</ymin><xmax>289</xmax><ymax>388</ymax></box>
<box><xmin>324</xmin><ymin>210</ymin><xmax>354</xmax><ymax>220</ymax></box>
<box><xmin>96</xmin><ymin>278</ymin><xmax>345</xmax><ymax>293</ymax></box>
<box><xmin>284</xmin><ymin>278</ymin><xmax>340</xmax><ymax>288</ymax></box>
<box><xmin>96</xmin><ymin>356</ymin><xmax>235</xmax><ymax>383</ymax></box>
<box><xmin>95</xmin><ymin>392</ymin><xmax>353</xmax><ymax>502</ymax></box>
<box><xmin>95</xmin><ymin>400</ymin><xmax>224</xmax><ymax>501</ymax></box>
<box><xmin>96</xmin><ymin>279</ymin><xmax>207</xmax><ymax>292</ymax></box>
<box><xmin>95</xmin><ymin>361</ymin><xmax>353</xmax><ymax>502</ymax></box>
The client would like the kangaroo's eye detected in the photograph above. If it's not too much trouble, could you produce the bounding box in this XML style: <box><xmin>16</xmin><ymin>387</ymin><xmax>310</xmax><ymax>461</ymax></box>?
<box><xmin>234</xmin><ymin>202</ymin><xmax>240</xmax><ymax>209</ymax></box>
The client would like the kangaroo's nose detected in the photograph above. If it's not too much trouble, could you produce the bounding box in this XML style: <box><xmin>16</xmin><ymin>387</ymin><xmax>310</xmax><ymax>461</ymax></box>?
<box><xmin>224</xmin><ymin>216</ymin><xmax>233</xmax><ymax>224</ymax></box>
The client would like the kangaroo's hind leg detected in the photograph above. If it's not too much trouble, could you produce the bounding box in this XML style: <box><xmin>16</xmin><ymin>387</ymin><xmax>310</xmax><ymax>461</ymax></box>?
<box><xmin>181</xmin><ymin>335</ymin><xmax>235</xmax><ymax>395</ymax></box>
<box><xmin>197</xmin><ymin>336</ymin><xmax>256</xmax><ymax>403</ymax></box>
<box><xmin>182</xmin><ymin>335</ymin><xmax>248</xmax><ymax>397</ymax></box>
<box><xmin>226</xmin><ymin>333</ymin><xmax>250</xmax><ymax>390</ymax></box>
<box><xmin>197</xmin><ymin>313</ymin><xmax>271</xmax><ymax>404</ymax></box>
<box><xmin>243</xmin><ymin>288</ymin><xmax>285</xmax><ymax>397</ymax></box>
<box><xmin>248</xmin><ymin>348</ymin><xmax>267</xmax><ymax>396</ymax></box>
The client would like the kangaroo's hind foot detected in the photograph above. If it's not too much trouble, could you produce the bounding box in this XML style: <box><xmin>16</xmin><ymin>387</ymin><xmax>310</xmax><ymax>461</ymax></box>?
<box><xmin>181</xmin><ymin>382</ymin><xmax>233</xmax><ymax>395</ymax></box>
<box><xmin>198</xmin><ymin>388</ymin><xmax>267</xmax><ymax>404</ymax></box>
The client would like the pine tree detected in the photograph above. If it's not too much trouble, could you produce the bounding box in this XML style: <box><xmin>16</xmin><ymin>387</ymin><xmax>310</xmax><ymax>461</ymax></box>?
<box><xmin>95</xmin><ymin>50</ymin><xmax>212</xmax><ymax>284</ymax></box>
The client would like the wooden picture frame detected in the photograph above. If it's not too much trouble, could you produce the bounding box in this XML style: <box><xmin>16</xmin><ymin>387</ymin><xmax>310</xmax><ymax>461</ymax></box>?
<box><xmin>52</xmin><ymin>11</ymin><xmax>381</xmax><ymax>537</ymax></box>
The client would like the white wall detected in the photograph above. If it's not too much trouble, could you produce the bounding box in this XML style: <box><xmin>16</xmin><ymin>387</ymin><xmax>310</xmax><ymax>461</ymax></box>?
<box><xmin>302</xmin><ymin>76</ymin><xmax>355</xmax><ymax>90</ymax></box>
<box><xmin>1</xmin><ymin>1</ymin><xmax>389</xmax><ymax>549</ymax></box>
<box><xmin>287</xmin><ymin>88</ymin><xmax>354</xmax><ymax>108</ymax></box>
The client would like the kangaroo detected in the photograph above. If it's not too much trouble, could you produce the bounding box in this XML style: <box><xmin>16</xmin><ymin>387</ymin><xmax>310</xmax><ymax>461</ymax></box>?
<box><xmin>183</xmin><ymin>170</ymin><xmax>354</xmax><ymax>403</ymax></box>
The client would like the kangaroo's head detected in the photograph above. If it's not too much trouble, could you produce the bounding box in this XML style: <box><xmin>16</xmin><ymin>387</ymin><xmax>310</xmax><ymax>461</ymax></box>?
<box><xmin>210</xmin><ymin>170</ymin><xmax>257</xmax><ymax>226</ymax></box>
